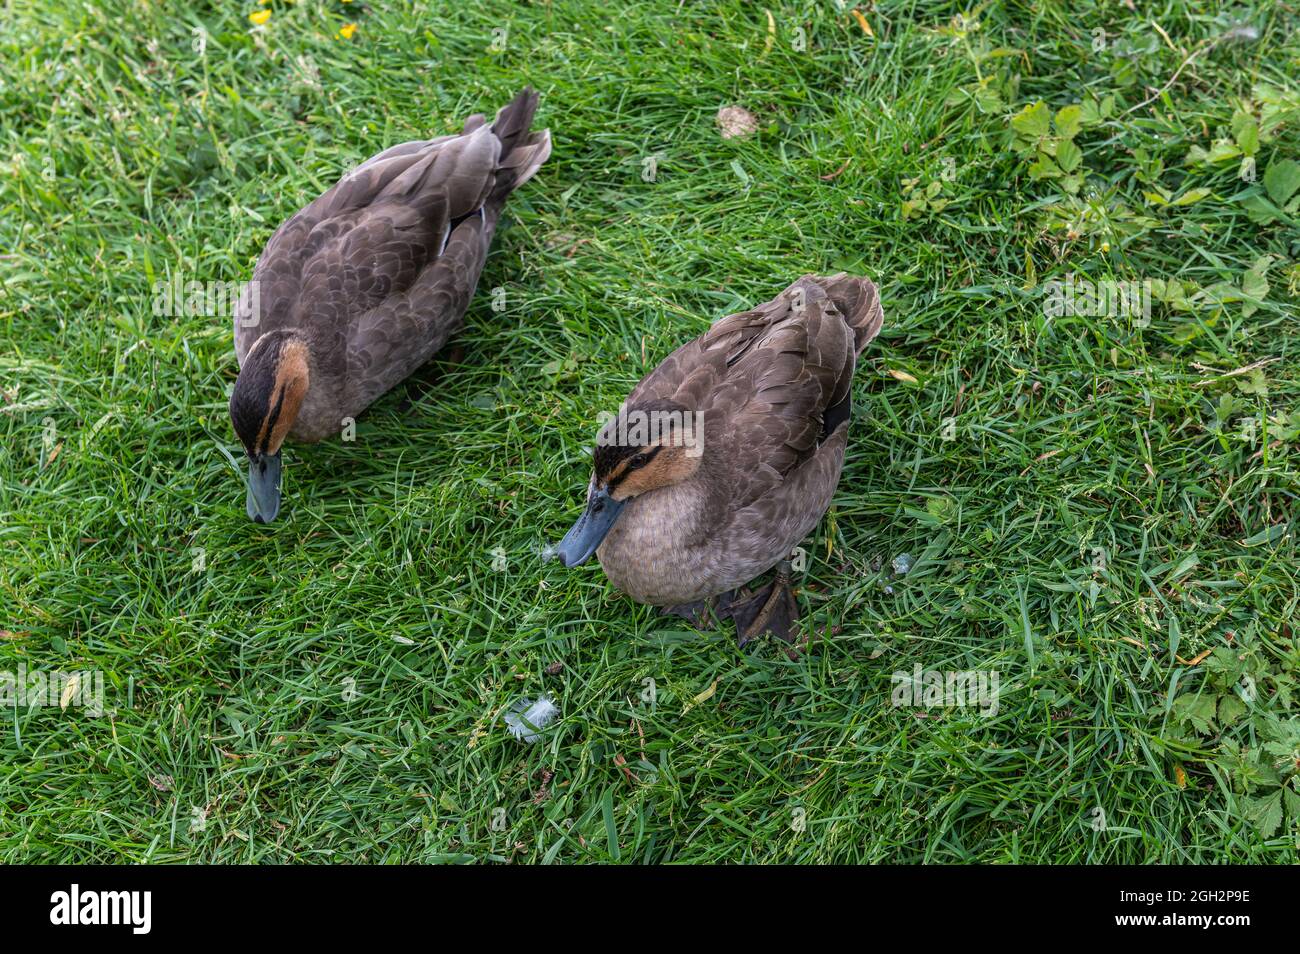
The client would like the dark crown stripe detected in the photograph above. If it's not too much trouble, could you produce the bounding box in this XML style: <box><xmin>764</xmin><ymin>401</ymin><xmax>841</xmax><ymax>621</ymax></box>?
<box><xmin>606</xmin><ymin>445</ymin><xmax>662</xmax><ymax>488</ymax></box>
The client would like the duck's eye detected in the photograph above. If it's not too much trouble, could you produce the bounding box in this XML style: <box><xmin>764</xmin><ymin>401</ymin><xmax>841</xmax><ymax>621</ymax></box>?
<box><xmin>630</xmin><ymin>453</ymin><xmax>650</xmax><ymax>468</ymax></box>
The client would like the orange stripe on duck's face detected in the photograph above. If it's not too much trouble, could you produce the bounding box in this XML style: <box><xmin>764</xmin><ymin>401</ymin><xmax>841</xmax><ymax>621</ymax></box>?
<box><xmin>597</xmin><ymin>442</ymin><xmax>701</xmax><ymax>501</ymax></box>
<box><xmin>594</xmin><ymin>400</ymin><xmax>705</xmax><ymax>500</ymax></box>
<box><xmin>255</xmin><ymin>338</ymin><xmax>310</xmax><ymax>457</ymax></box>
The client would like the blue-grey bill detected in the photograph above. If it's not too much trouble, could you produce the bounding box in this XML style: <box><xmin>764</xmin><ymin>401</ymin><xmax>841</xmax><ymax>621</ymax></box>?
<box><xmin>554</xmin><ymin>485</ymin><xmax>625</xmax><ymax>567</ymax></box>
<box><xmin>245</xmin><ymin>451</ymin><xmax>282</xmax><ymax>524</ymax></box>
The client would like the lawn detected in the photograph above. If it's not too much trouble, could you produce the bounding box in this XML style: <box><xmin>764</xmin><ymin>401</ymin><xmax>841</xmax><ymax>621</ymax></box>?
<box><xmin>1</xmin><ymin>0</ymin><xmax>1298</xmax><ymax>863</ymax></box>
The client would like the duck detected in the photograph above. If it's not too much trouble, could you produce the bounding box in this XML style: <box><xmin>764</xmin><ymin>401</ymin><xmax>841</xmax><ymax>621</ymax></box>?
<box><xmin>552</xmin><ymin>274</ymin><xmax>883</xmax><ymax>646</ymax></box>
<box><xmin>229</xmin><ymin>87</ymin><xmax>551</xmax><ymax>522</ymax></box>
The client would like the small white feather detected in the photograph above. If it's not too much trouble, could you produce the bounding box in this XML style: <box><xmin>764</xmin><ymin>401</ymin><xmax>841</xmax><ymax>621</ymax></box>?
<box><xmin>505</xmin><ymin>693</ymin><xmax>559</xmax><ymax>743</ymax></box>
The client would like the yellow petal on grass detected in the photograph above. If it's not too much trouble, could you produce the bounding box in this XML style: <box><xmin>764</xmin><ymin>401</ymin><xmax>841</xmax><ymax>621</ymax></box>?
<box><xmin>248</xmin><ymin>9</ymin><xmax>271</xmax><ymax>25</ymax></box>
<box><xmin>851</xmin><ymin>9</ymin><xmax>874</xmax><ymax>37</ymax></box>
<box><xmin>887</xmin><ymin>369</ymin><xmax>919</xmax><ymax>384</ymax></box>
<box><xmin>1174</xmin><ymin>765</ymin><xmax>1187</xmax><ymax>789</ymax></box>
<box><xmin>764</xmin><ymin>9</ymin><xmax>776</xmax><ymax>53</ymax></box>
<box><xmin>338</xmin><ymin>22</ymin><xmax>357</xmax><ymax>39</ymax></box>
<box><xmin>60</xmin><ymin>674</ymin><xmax>80</xmax><ymax>711</ymax></box>
<box><xmin>682</xmin><ymin>679</ymin><xmax>718</xmax><ymax>715</ymax></box>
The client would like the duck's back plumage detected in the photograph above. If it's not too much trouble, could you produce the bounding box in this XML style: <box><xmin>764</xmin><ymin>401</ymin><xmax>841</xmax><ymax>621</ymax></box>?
<box><xmin>234</xmin><ymin>88</ymin><xmax>551</xmax><ymax>441</ymax></box>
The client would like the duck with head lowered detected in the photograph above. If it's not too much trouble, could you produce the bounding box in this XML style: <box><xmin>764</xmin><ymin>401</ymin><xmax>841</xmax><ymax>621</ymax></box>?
<box><xmin>552</xmin><ymin>274</ymin><xmax>884</xmax><ymax>646</ymax></box>
<box><xmin>229</xmin><ymin>88</ymin><xmax>551</xmax><ymax>522</ymax></box>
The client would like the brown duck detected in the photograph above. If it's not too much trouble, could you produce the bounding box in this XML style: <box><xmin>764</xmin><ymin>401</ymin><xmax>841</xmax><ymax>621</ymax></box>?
<box><xmin>229</xmin><ymin>88</ymin><xmax>551</xmax><ymax>522</ymax></box>
<box><xmin>553</xmin><ymin>274</ymin><xmax>884</xmax><ymax>645</ymax></box>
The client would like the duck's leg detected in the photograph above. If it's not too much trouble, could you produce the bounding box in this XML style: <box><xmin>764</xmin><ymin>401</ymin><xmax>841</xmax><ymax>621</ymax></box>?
<box><xmin>722</xmin><ymin>561</ymin><xmax>800</xmax><ymax>646</ymax></box>
<box><xmin>659</xmin><ymin>599</ymin><xmax>715</xmax><ymax>630</ymax></box>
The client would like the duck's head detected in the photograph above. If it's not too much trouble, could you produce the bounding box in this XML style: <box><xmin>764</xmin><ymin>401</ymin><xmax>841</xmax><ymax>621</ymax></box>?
<box><xmin>554</xmin><ymin>400</ymin><xmax>704</xmax><ymax>567</ymax></box>
<box><xmin>229</xmin><ymin>330</ymin><xmax>310</xmax><ymax>524</ymax></box>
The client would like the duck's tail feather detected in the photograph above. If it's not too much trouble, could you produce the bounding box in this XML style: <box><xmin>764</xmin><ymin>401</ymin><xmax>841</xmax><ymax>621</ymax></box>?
<box><xmin>490</xmin><ymin>87</ymin><xmax>541</xmax><ymax>157</ymax></box>
<box><xmin>490</xmin><ymin>87</ymin><xmax>552</xmax><ymax>191</ymax></box>
<box><xmin>820</xmin><ymin>273</ymin><xmax>884</xmax><ymax>356</ymax></box>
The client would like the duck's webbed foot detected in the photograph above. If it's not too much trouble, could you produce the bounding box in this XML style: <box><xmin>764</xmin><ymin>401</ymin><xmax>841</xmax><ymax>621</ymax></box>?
<box><xmin>659</xmin><ymin>599</ymin><xmax>716</xmax><ymax>630</ymax></box>
<box><xmin>722</xmin><ymin>561</ymin><xmax>801</xmax><ymax>647</ymax></box>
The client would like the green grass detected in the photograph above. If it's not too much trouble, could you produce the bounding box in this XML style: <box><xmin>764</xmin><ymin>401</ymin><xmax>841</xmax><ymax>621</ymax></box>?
<box><xmin>2</xmin><ymin>0</ymin><xmax>1299</xmax><ymax>863</ymax></box>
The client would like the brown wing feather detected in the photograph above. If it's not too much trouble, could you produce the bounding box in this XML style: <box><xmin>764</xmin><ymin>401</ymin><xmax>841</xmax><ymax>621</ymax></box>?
<box><xmin>234</xmin><ymin>141</ymin><xmax>457</xmax><ymax>363</ymax></box>
<box><xmin>346</xmin><ymin>211</ymin><xmax>488</xmax><ymax>408</ymax></box>
<box><xmin>727</xmin><ymin>420</ymin><xmax>850</xmax><ymax>555</ymax></box>
<box><xmin>626</xmin><ymin>276</ymin><xmax>876</xmax><ymax>513</ymax></box>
